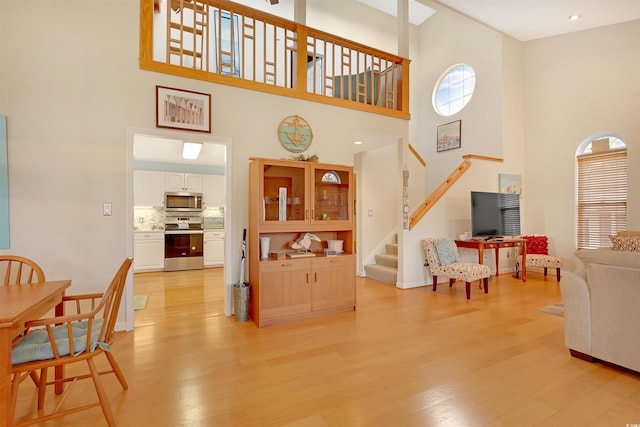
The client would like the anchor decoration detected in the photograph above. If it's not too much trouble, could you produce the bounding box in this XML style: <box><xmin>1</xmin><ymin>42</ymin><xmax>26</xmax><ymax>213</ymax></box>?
<box><xmin>278</xmin><ymin>115</ymin><xmax>313</xmax><ymax>153</ymax></box>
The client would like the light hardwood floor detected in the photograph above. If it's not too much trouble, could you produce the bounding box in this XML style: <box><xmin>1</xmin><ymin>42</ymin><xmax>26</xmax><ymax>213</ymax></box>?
<box><xmin>14</xmin><ymin>268</ymin><xmax>640</xmax><ymax>426</ymax></box>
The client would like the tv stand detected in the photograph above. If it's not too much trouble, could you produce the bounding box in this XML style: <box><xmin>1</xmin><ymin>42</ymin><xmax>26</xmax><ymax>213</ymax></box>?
<box><xmin>455</xmin><ymin>238</ymin><xmax>526</xmax><ymax>281</ymax></box>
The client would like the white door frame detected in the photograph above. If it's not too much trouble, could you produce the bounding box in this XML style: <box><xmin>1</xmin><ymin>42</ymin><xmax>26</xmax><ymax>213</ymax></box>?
<box><xmin>124</xmin><ymin>127</ymin><xmax>233</xmax><ymax>331</ymax></box>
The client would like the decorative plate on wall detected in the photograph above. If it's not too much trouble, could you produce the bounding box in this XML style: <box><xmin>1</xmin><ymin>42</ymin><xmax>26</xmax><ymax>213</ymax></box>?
<box><xmin>278</xmin><ymin>115</ymin><xmax>313</xmax><ymax>153</ymax></box>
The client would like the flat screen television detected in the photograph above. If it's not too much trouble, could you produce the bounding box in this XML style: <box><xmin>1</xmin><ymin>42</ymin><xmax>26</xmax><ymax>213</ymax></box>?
<box><xmin>471</xmin><ymin>191</ymin><xmax>521</xmax><ymax>238</ymax></box>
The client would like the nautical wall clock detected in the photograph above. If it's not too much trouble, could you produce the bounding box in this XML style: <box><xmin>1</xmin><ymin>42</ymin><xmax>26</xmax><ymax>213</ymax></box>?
<box><xmin>278</xmin><ymin>115</ymin><xmax>313</xmax><ymax>153</ymax></box>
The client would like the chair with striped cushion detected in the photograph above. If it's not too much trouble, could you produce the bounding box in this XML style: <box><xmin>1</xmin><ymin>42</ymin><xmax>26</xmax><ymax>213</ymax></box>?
<box><xmin>517</xmin><ymin>235</ymin><xmax>563</xmax><ymax>281</ymax></box>
<box><xmin>422</xmin><ymin>238</ymin><xmax>491</xmax><ymax>299</ymax></box>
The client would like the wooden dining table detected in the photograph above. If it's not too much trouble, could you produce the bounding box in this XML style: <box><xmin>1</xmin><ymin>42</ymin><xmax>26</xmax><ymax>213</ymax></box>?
<box><xmin>0</xmin><ymin>280</ymin><xmax>71</xmax><ymax>427</ymax></box>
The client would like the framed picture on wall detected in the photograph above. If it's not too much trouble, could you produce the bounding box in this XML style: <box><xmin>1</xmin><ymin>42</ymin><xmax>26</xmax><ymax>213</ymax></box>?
<box><xmin>499</xmin><ymin>173</ymin><xmax>523</xmax><ymax>194</ymax></box>
<box><xmin>437</xmin><ymin>120</ymin><xmax>461</xmax><ymax>152</ymax></box>
<box><xmin>156</xmin><ymin>86</ymin><xmax>211</xmax><ymax>133</ymax></box>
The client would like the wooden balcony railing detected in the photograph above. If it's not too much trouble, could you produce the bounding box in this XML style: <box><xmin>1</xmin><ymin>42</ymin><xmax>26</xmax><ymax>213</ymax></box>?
<box><xmin>139</xmin><ymin>0</ymin><xmax>410</xmax><ymax>119</ymax></box>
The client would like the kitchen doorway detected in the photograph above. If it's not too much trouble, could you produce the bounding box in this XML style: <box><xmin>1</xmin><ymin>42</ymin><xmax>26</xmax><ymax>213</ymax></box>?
<box><xmin>125</xmin><ymin>128</ymin><xmax>233</xmax><ymax>331</ymax></box>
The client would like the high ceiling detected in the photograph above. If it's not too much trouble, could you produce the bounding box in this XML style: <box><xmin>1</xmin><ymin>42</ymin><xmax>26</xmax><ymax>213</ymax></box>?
<box><xmin>136</xmin><ymin>1</ymin><xmax>639</xmax><ymax>165</ymax></box>
<box><xmin>256</xmin><ymin>0</ymin><xmax>640</xmax><ymax>41</ymax></box>
<box><xmin>432</xmin><ymin>0</ymin><xmax>640</xmax><ymax>41</ymax></box>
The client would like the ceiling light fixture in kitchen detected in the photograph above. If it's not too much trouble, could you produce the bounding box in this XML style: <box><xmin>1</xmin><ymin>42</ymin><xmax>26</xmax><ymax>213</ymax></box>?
<box><xmin>182</xmin><ymin>142</ymin><xmax>202</xmax><ymax>159</ymax></box>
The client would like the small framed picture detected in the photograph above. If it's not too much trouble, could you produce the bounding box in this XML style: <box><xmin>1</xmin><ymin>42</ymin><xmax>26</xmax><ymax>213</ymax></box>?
<box><xmin>499</xmin><ymin>174</ymin><xmax>522</xmax><ymax>194</ymax></box>
<box><xmin>156</xmin><ymin>85</ymin><xmax>211</xmax><ymax>133</ymax></box>
<box><xmin>437</xmin><ymin>120</ymin><xmax>461</xmax><ymax>152</ymax></box>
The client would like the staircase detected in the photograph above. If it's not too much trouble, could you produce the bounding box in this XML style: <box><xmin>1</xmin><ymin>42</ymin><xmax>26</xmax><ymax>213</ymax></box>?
<box><xmin>364</xmin><ymin>236</ymin><xmax>398</xmax><ymax>285</ymax></box>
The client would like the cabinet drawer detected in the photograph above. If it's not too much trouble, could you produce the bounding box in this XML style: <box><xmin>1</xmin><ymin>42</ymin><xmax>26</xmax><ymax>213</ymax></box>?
<box><xmin>134</xmin><ymin>232</ymin><xmax>164</xmax><ymax>241</ymax></box>
<box><xmin>312</xmin><ymin>255</ymin><xmax>353</xmax><ymax>268</ymax></box>
<box><xmin>260</xmin><ymin>259</ymin><xmax>312</xmax><ymax>273</ymax></box>
<box><xmin>204</xmin><ymin>231</ymin><xmax>225</xmax><ymax>238</ymax></box>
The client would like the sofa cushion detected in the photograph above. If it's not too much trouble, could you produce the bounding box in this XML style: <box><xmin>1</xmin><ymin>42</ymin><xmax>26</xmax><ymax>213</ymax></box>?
<box><xmin>435</xmin><ymin>261</ymin><xmax>490</xmax><ymax>283</ymax></box>
<box><xmin>576</xmin><ymin>248</ymin><xmax>640</xmax><ymax>269</ymax></box>
<box><xmin>611</xmin><ymin>235</ymin><xmax>640</xmax><ymax>252</ymax></box>
<box><xmin>434</xmin><ymin>239</ymin><xmax>459</xmax><ymax>266</ymax></box>
<box><xmin>523</xmin><ymin>254</ymin><xmax>563</xmax><ymax>268</ymax></box>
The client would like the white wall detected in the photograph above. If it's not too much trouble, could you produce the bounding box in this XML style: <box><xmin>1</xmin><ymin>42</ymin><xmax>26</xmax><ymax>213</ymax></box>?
<box><xmin>357</xmin><ymin>143</ymin><xmax>398</xmax><ymax>274</ymax></box>
<box><xmin>522</xmin><ymin>20</ymin><xmax>640</xmax><ymax>268</ymax></box>
<box><xmin>2</xmin><ymin>1</ymin><xmax>637</xmax><ymax>306</ymax></box>
<box><xmin>402</xmin><ymin>14</ymin><xmax>639</xmax><ymax>287</ymax></box>
<box><xmin>399</xmin><ymin>3</ymin><xmax>523</xmax><ymax>288</ymax></box>
<box><xmin>413</xmin><ymin>5</ymin><xmax>505</xmax><ymax>192</ymax></box>
<box><xmin>0</xmin><ymin>1</ymin><xmax>408</xmax><ymax>327</ymax></box>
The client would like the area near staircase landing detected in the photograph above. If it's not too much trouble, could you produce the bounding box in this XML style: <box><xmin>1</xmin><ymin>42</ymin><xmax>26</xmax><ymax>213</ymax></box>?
<box><xmin>364</xmin><ymin>235</ymin><xmax>398</xmax><ymax>285</ymax></box>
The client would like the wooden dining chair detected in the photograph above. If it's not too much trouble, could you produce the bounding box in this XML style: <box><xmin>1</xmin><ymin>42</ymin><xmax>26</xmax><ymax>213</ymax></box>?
<box><xmin>2</xmin><ymin>255</ymin><xmax>47</xmax><ymax>387</ymax></box>
<box><xmin>0</xmin><ymin>255</ymin><xmax>45</xmax><ymax>285</ymax></box>
<box><xmin>10</xmin><ymin>257</ymin><xmax>133</xmax><ymax>427</ymax></box>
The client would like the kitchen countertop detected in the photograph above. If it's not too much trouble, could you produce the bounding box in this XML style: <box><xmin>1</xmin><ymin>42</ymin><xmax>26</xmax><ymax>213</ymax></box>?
<box><xmin>134</xmin><ymin>226</ymin><xmax>164</xmax><ymax>233</ymax></box>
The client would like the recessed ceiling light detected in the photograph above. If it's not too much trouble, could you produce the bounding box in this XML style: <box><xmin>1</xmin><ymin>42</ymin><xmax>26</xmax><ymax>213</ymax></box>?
<box><xmin>353</xmin><ymin>140</ymin><xmax>364</xmax><ymax>145</ymax></box>
<box><xmin>569</xmin><ymin>14</ymin><xmax>582</xmax><ymax>21</ymax></box>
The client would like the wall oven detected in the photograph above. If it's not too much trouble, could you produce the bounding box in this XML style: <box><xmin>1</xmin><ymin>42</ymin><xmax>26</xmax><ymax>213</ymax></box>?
<box><xmin>164</xmin><ymin>213</ymin><xmax>204</xmax><ymax>271</ymax></box>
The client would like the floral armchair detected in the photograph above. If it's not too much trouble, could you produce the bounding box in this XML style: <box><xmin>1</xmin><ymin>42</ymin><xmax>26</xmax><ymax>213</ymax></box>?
<box><xmin>422</xmin><ymin>238</ymin><xmax>491</xmax><ymax>299</ymax></box>
<box><xmin>516</xmin><ymin>235</ymin><xmax>563</xmax><ymax>281</ymax></box>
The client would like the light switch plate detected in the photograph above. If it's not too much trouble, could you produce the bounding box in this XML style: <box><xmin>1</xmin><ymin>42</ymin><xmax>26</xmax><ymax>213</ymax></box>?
<box><xmin>103</xmin><ymin>203</ymin><xmax>112</xmax><ymax>216</ymax></box>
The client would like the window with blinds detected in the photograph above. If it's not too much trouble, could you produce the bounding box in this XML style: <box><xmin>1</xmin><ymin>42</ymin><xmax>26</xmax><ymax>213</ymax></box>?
<box><xmin>577</xmin><ymin>148</ymin><xmax>627</xmax><ymax>249</ymax></box>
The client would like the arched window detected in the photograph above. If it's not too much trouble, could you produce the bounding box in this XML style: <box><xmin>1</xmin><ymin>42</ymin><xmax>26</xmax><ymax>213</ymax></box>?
<box><xmin>576</xmin><ymin>133</ymin><xmax>627</xmax><ymax>249</ymax></box>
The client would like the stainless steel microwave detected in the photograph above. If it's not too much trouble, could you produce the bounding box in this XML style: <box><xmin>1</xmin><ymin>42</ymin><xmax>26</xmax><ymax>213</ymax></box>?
<box><xmin>165</xmin><ymin>192</ymin><xmax>203</xmax><ymax>211</ymax></box>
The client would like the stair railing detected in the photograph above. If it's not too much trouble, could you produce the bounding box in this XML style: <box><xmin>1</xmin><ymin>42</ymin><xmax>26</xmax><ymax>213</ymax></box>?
<box><xmin>408</xmin><ymin>154</ymin><xmax>503</xmax><ymax>230</ymax></box>
<box><xmin>139</xmin><ymin>0</ymin><xmax>410</xmax><ymax>119</ymax></box>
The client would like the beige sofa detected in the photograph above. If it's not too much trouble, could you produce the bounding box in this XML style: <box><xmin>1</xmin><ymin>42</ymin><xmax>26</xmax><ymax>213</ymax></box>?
<box><xmin>560</xmin><ymin>244</ymin><xmax>640</xmax><ymax>372</ymax></box>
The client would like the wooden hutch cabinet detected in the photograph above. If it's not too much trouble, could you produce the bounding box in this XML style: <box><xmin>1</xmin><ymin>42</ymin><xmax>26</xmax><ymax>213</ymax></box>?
<box><xmin>248</xmin><ymin>158</ymin><xmax>356</xmax><ymax>327</ymax></box>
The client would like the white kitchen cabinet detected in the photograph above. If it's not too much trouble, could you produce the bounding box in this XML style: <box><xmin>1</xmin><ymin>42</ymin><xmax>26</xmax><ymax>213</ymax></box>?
<box><xmin>134</xmin><ymin>232</ymin><xmax>165</xmax><ymax>272</ymax></box>
<box><xmin>165</xmin><ymin>172</ymin><xmax>203</xmax><ymax>193</ymax></box>
<box><xmin>204</xmin><ymin>231</ymin><xmax>224</xmax><ymax>267</ymax></box>
<box><xmin>203</xmin><ymin>174</ymin><xmax>224</xmax><ymax>206</ymax></box>
<box><xmin>134</xmin><ymin>170</ymin><xmax>165</xmax><ymax>207</ymax></box>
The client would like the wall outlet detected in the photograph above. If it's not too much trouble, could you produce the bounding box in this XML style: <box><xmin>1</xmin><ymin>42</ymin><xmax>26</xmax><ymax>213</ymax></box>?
<box><xmin>103</xmin><ymin>202</ymin><xmax>112</xmax><ymax>216</ymax></box>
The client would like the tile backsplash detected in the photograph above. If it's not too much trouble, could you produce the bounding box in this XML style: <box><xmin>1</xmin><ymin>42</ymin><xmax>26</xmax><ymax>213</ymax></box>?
<box><xmin>133</xmin><ymin>207</ymin><xmax>223</xmax><ymax>231</ymax></box>
<box><xmin>134</xmin><ymin>207</ymin><xmax>165</xmax><ymax>231</ymax></box>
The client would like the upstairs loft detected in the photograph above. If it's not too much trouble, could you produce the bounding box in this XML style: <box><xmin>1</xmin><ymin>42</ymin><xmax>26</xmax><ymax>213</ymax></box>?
<box><xmin>139</xmin><ymin>0</ymin><xmax>410</xmax><ymax>119</ymax></box>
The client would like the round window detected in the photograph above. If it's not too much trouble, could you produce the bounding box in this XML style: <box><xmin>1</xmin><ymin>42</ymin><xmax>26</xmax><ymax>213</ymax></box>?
<box><xmin>433</xmin><ymin>64</ymin><xmax>476</xmax><ymax>116</ymax></box>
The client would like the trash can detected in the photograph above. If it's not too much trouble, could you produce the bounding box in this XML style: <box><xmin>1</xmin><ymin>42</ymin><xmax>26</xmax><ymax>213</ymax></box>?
<box><xmin>233</xmin><ymin>283</ymin><xmax>250</xmax><ymax>322</ymax></box>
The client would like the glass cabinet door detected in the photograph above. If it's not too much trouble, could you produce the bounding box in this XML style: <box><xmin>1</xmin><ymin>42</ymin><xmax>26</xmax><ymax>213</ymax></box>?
<box><xmin>311</xmin><ymin>166</ymin><xmax>352</xmax><ymax>223</ymax></box>
<box><xmin>262</xmin><ymin>162</ymin><xmax>308</xmax><ymax>223</ymax></box>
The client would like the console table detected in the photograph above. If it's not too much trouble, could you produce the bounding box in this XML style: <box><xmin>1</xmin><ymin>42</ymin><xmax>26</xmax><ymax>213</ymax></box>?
<box><xmin>455</xmin><ymin>239</ymin><xmax>526</xmax><ymax>282</ymax></box>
